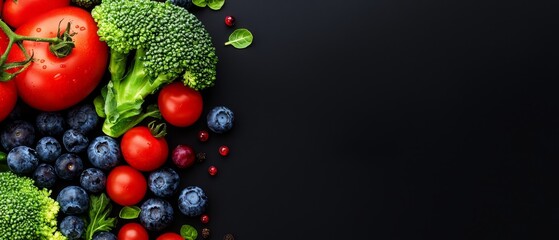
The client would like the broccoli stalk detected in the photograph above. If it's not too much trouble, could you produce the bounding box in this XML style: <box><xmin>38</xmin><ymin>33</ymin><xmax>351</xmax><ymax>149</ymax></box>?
<box><xmin>91</xmin><ymin>0</ymin><xmax>218</xmax><ymax>137</ymax></box>
<box><xmin>0</xmin><ymin>172</ymin><xmax>66</xmax><ymax>240</ymax></box>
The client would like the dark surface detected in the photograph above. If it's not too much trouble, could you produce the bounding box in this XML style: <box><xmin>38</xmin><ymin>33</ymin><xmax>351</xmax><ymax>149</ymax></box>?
<box><xmin>3</xmin><ymin>0</ymin><xmax>559</xmax><ymax>239</ymax></box>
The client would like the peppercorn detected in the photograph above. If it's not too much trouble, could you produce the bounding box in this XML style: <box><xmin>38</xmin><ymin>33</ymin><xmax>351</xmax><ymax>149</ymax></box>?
<box><xmin>201</xmin><ymin>228</ymin><xmax>210</xmax><ymax>239</ymax></box>
<box><xmin>224</xmin><ymin>233</ymin><xmax>235</xmax><ymax>240</ymax></box>
<box><xmin>196</xmin><ymin>152</ymin><xmax>207</xmax><ymax>163</ymax></box>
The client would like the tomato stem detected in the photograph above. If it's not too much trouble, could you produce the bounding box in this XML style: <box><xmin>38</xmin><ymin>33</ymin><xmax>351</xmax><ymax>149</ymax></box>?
<box><xmin>148</xmin><ymin>121</ymin><xmax>167</xmax><ymax>138</ymax></box>
<box><xmin>0</xmin><ymin>19</ymin><xmax>76</xmax><ymax>81</ymax></box>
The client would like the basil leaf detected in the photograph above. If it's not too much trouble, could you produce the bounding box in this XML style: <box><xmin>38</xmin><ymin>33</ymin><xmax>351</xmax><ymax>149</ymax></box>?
<box><xmin>180</xmin><ymin>225</ymin><xmax>198</xmax><ymax>240</ymax></box>
<box><xmin>192</xmin><ymin>0</ymin><xmax>207</xmax><ymax>7</ymax></box>
<box><xmin>208</xmin><ymin>0</ymin><xmax>225</xmax><ymax>10</ymax></box>
<box><xmin>225</xmin><ymin>28</ymin><xmax>253</xmax><ymax>49</ymax></box>
<box><xmin>119</xmin><ymin>206</ymin><xmax>141</xmax><ymax>219</ymax></box>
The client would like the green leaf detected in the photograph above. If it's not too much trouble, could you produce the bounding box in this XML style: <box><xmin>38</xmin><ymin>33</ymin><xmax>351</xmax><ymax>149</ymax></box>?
<box><xmin>0</xmin><ymin>152</ymin><xmax>6</xmax><ymax>162</ymax></box>
<box><xmin>192</xmin><ymin>0</ymin><xmax>207</xmax><ymax>7</ymax></box>
<box><xmin>180</xmin><ymin>225</ymin><xmax>198</xmax><ymax>240</ymax></box>
<box><xmin>225</xmin><ymin>28</ymin><xmax>253</xmax><ymax>49</ymax></box>
<box><xmin>119</xmin><ymin>206</ymin><xmax>141</xmax><ymax>219</ymax></box>
<box><xmin>85</xmin><ymin>193</ymin><xmax>116</xmax><ymax>240</ymax></box>
<box><xmin>208</xmin><ymin>0</ymin><xmax>225</xmax><ymax>10</ymax></box>
<box><xmin>93</xmin><ymin>95</ymin><xmax>106</xmax><ymax>118</ymax></box>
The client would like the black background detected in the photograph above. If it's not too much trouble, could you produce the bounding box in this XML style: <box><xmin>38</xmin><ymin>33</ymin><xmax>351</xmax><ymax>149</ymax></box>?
<box><xmin>4</xmin><ymin>0</ymin><xmax>559</xmax><ymax>239</ymax></box>
<box><xmin>188</xmin><ymin>0</ymin><xmax>559</xmax><ymax>239</ymax></box>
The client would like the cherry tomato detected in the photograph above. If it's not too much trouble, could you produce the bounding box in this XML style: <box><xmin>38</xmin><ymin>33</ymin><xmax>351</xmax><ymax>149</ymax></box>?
<box><xmin>0</xmin><ymin>32</ymin><xmax>17</xmax><ymax>123</ymax></box>
<box><xmin>156</xmin><ymin>232</ymin><xmax>184</xmax><ymax>240</ymax></box>
<box><xmin>158</xmin><ymin>82</ymin><xmax>203</xmax><ymax>127</ymax></box>
<box><xmin>118</xmin><ymin>223</ymin><xmax>149</xmax><ymax>240</ymax></box>
<box><xmin>2</xmin><ymin>0</ymin><xmax>70</xmax><ymax>28</ymax></box>
<box><xmin>121</xmin><ymin>125</ymin><xmax>169</xmax><ymax>172</ymax></box>
<box><xmin>106</xmin><ymin>166</ymin><xmax>147</xmax><ymax>206</ymax></box>
<box><xmin>8</xmin><ymin>7</ymin><xmax>108</xmax><ymax>111</ymax></box>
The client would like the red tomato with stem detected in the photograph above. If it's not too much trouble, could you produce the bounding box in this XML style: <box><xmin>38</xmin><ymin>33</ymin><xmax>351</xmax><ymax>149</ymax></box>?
<box><xmin>118</xmin><ymin>223</ymin><xmax>149</xmax><ymax>240</ymax></box>
<box><xmin>8</xmin><ymin>7</ymin><xmax>108</xmax><ymax>111</ymax></box>
<box><xmin>156</xmin><ymin>232</ymin><xmax>184</xmax><ymax>240</ymax></box>
<box><xmin>158</xmin><ymin>82</ymin><xmax>203</xmax><ymax>127</ymax></box>
<box><xmin>121</xmin><ymin>123</ymin><xmax>169</xmax><ymax>172</ymax></box>
<box><xmin>2</xmin><ymin>0</ymin><xmax>71</xmax><ymax>28</ymax></box>
<box><xmin>106</xmin><ymin>166</ymin><xmax>147</xmax><ymax>206</ymax></box>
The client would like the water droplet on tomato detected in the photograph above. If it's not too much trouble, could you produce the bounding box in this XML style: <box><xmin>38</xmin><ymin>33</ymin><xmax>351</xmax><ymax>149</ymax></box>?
<box><xmin>53</xmin><ymin>73</ymin><xmax>62</xmax><ymax>80</ymax></box>
<box><xmin>75</xmin><ymin>25</ymin><xmax>80</xmax><ymax>28</ymax></box>
<box><xmin>80</xmin><ymin>27</ymin><xmax>86</xmax><ymax>31</ymax></box>
<box><xmin>39</xmin><ymin>59</ymin><xmax>45</xmax><ymax>63</ymax></box>
<box><xmin>60</xmin><ymin>64</ymin><xmax>66</xmax><ymax>68</ymax></box>
<box><xmin>42</xmin><ymin>65</ymin><xmax>47</xmax><ymax>69</ymax></box>
<box><xmin>35</xmin><ymin>28</ymin><xmax>41</xmax><ymax>32</ymax></box>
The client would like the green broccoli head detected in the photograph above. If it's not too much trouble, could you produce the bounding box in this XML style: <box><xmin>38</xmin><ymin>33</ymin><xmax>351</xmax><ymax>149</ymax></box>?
<box><xmin>71</xmin><ymin>0</ymin><xmax>102</xmax><ymax>9</ymax></box>
<box><xmin>0</xmin><ymin>172</ymin><xmax>66</xmax><ymax>240</ymax></box>
<box><xmin>92</xmin><ymin>0</ymin><xmax>218</xmax><ymax>90</ymax></box>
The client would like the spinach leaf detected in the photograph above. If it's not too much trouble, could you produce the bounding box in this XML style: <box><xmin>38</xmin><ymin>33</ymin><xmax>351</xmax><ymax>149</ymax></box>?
<box><xmin>180</xmin><ymin>225</ymin><xmax>198</xmax><ymax>240</ymax></box>
<box><xmin>225</xmin><ymin>28</ymin><xmax>253</xmax><ymax>49</ymax></box>
<box><xmin>85</xmin><ymin>193</ymin><xmax>116</xmax><ymax>240</ymax></box>
<box><xmin>119</xmin><ymin>206</ymin><xmax>141</xmax><ymax>219</ymax></box>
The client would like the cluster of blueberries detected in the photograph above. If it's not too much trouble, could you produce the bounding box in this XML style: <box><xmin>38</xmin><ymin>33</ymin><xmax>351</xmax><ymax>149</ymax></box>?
<box><xmin>1</xmin><ymin>104</ymin><xmax>211</xmax><ymax>240</ymax></box>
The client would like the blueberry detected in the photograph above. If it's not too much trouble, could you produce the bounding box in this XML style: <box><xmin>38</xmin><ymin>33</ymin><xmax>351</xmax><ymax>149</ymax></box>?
<box><xmin>7</xmin><ymin>146</ymin><xmax>39</xmax><ymax>174</ymax></box>
<box><xmin>80</xmin><ymin>168</ymin><xmax>106</xmax><ymax>193</ymax></box>
<box><xmin>87</xmin><ymin>136</ymin><xmax>121</xmax><ymax>170</ymax></box>
<box><xmin>33</xmin><ymin>163</ymin><xmax>57</xmax><ymax>189</ymax></box>
<box><xmin>139</xmin><ymin>198</ymin><xmax>174</xmax><ymax>231</ymax></box>
<box><xmin>92</xmin><ymin>232</ymin><xmax>117</xmax><ymax>240</ymax></box>
<box><xmin>57</xmin><ymin>186</ymin><xmax>89</xmax><ymax>215</ymax></box>
<box><xmin>60</xmin><ymin>215</ymin><xmax>86</xmax><ymax>240</ymax></box>
<box><xmin>1</xmin><ymin>120</ymin><xmax>35</xmax><ymax>151</ymax></box>
<box><xmin>169</xmin><ymin>0</ymin><xmax>192</xmax><ymax>9</ymax></box>
<box><xmin>148</xmin><ymin>168</ymin><xmax>180</xmax><ymax>198</ymax></box>
<box><xmin>66</xmin><ymin>104</ymin><xmax>99</xmax><ymax>134</ymax></box>
<box><xmin>35</xmin><ymin>136</ymin><xmax>62</xmax><ymax>163</ymax></box>
<box><xmin>206</xmin><ymin>106</ymin><xmax>234</xmax><ymax>134</ymax></box>
<box><xmin>63</xmin><ymin>129</ymin><xmax>89</xmax><ymax>153</ymax></box>
<box><xmin>55</xmin><ymin>153</ymin><xmax>84</xmax><ymax>180</ymax></box>
<box><xmin>178</xmin><ymin>186</ymin><xmax>208</xmax><ymax>217</ymax></box>
<box><xmin>36</xmin><ymin>112</ymin><xmax>65</xmax><ymax>136</ymax></box>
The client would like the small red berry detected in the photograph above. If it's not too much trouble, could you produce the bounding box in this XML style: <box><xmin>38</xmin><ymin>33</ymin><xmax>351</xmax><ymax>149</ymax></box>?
<box><xmin>224</xmin><ymin>16</ymin><xmax>235</xmax><ymax>27</ymax></box>
<box><xmin>200</xmin><ymin>214</ymin><xmax>210</xmax><ymax>224</ymax></box>
<box><xmin>198</xmin><ymin>130</ymin><xmax>209</xmax><ymax>142</ymax></box>
<box><xmin>219</xmin><ymin>145</ymin><xmax>229</xmax><ymax>156</ymax></box>
<box><xmin>208</xmin><ymin>166</ymin><xmax>218</xmax><ymax>176</ymax></box>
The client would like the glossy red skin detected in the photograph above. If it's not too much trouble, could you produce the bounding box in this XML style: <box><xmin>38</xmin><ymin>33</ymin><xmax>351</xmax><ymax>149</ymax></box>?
<box><xmin>2</xmin><ymin>0</ymin><xmax>70</xmax><ymax>28</ymax></box>
<box><xmin>8</xmin><ymin>7</ymin><xmax>108</xmax><ymax>111</ymax></box>
<box><xmin>118</xmin><ymin>223</ymin><xmax>149</xmax><ymax>240</ymax></box>
<box><xmin>0</xmin><ymin>32</ymin><xmax>17</xmax><ymax>123</ymax></box>
<box><xmin>106</xmin><ymin>166</ymin><xmax>147</xmax><ymax>206</ymax></box>
<box><xmin>158</xmin><ymin>82</ymin><xmax>203</xmax><ymax>127</ymax></box>
<box><xmin>156</xmin><ymin>232</ymin><xmax>184</xmax><ymax>240</ymax></box>
<box><xmin>121</xmin><ymin>126</ymin><xmax>169</xmax><ymax>172</ymax></box>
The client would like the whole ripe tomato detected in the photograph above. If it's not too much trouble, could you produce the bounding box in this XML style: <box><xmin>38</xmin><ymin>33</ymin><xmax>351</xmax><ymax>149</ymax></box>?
<box><xmin>157</xmin><ymin>232</ymin><xmax>184</xmax><ymax>240</ymax></box>
<box><xmin>8</xmin><ymin>6</ymin><xmax>108</xmax><ymax>111</ymax></box>
<box><xmin>118</xmin><ymin>223</ymin><xmax>149</xmax><ymax>240</ymax></box>
<box><xmin>106</xmin><ymin>165</ymin><xmax>147</xmax><ymax>206</ymax></box>
<box><xmin>2</xmin><ymin>0</ymin><xmax>70</xmax><ymax>28</ymax></box>
<box><xmin>158</xmin><ymin>82</ymin><xmax>204</xmax><ymax>127</ymax></box>
<box><xmin>121</xmin><ymin>124</ymin><xmax>169</xmax><ymax>172</ymax></box>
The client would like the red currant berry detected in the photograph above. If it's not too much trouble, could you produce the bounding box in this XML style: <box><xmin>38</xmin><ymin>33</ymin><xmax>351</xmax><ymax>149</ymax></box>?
<box><xmin>198</xmin><ymin>130</ymin><xmax>209</xmax><ymax>142</ymax></box>
<box><xmin>219</xmin><ymin>145</ymin><xmax>229</xmax><ymax>156</ymax></box>
<box><xmin>200</xmin><ymin>214</ymin><xmax>210</xmax><ymax>224</ymax></box>
<box><xmin>208</xmin><ymin>166</ymin><xmax>218</xmax><ymax>176</ymax></box>
<box><xmin>224</xmin><ymin>16</ymin><xmax>235</xmax><ymax>27</ymax></box>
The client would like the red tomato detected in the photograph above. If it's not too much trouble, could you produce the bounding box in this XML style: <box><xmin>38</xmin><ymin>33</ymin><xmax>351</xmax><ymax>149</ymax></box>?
<box><xmin>121</xmin><ymin>125</ymin><xmax>169</xmax><ymax>172</ymax></box>
<box><xmin>157</xmin><ymin>232</ymin><xmax>184</xmax><ymax>240</ymax></box>
<box><xmin>106</xmin><ymin>166</ymin><xmax>147</xmax><ymax>206</ymax></box>
<box><xmin>2</xmin><ymin>0</ymin><xmax>70</xmax><ymax>28</ymax></box>
<box><xmin>0</xmin><ymin>32</ymin><xmax>17</xmax><ymax>123</ymax></box>
<box><xmin>158</xmin><ymin>82</ymin><xmax>203</xmax><ymax>127</ymax></box>
<box><xmin>118</xmin><ymin>223</ymin><xmax>149</xmax><ymax>240</ymax></box>
<box><xmin>8</xmin><ymin>7</ymin><xmax>108</xmax><ymax>111</ymax></box>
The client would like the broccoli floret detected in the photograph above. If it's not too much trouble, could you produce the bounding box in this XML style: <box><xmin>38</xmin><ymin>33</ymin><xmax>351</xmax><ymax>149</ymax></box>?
<box><xmin>91</xmin><ymin>0</ymin><xmax>218</xmax><ymax>137</ymax></box>
<box><xmin>71</xmin><ymin>0</ymin><xmax>101</xmax><ymax>9</ymax></box>
<box><xmin>0</xmin><ymin>172</ymin><xmax>66</xmax><ymax>240</ymax></box>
